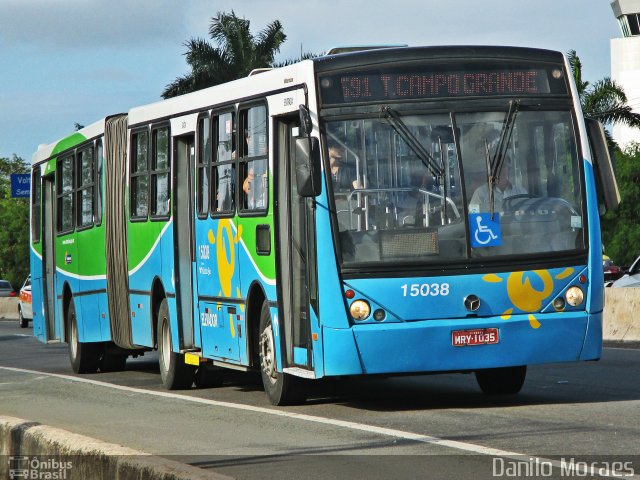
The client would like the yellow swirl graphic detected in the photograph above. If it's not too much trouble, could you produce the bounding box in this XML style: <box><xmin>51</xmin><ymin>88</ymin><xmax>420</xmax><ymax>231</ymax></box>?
<box><xmin>555</xmin><ymin>268</ymin><xmax>574</xmax><ymax>280</ymax></box>
<box><xmin>216</xmin><ymin>220</ymin><xmax>235</xmax><ymax>297</ymax></box>
<box><xmin>483</xmin><ymin>274</ymin><xmax>503</xmax><ymax>283</ymax></box>
<box><xmin>507</xmin><ymin>270</ymin><xmax>554</xmax><ymax>312</ymax></box>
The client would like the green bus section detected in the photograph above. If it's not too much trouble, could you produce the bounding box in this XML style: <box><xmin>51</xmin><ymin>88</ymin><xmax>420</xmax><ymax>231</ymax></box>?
<box><xmin>127</xmin><ymin>221</ymin><xmax>169</xmax><ymax>272</ymax></box>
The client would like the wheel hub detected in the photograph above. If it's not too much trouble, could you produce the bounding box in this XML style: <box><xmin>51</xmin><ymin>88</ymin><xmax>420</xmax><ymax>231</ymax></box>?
<box><xmin>259</xmin><ymin>325</ymin><xmax>277</xmax><ymax>382</ymax></box>
<box><xmin>161</xmin><ymin>321</ymin><xmax>171</xmax><ymax>371</ymax></box>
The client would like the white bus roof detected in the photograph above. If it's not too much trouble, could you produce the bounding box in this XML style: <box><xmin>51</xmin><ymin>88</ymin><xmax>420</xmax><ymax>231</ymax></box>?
<box><xmin>128</xmin><ymin>60</ymin><xmax>314</xmax><ymax>128</ymax></box>
<box><xmin>32</xmin><ymin>117</ymin><xmax>107</xmax><ymax>165</ymax></box>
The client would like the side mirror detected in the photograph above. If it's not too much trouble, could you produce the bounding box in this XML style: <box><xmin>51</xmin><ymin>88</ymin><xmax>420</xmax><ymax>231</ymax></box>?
<box><xmin>585</xmin><ymin>118</ymin><xmax>620</xmax><ymax>215</ymax></box>
<box><xmin>299</xmin><ymin>105</ymin><xmax>313</xmax><ymax>137</ymax></box>
<box><xmin>295</xmin><ymin>137</ymin><xmax>321</xmax><ymax>197</ymax></box>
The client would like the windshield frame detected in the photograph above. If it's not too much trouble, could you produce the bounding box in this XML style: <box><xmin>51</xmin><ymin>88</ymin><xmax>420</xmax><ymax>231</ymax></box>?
<box><xmin>319</xmin><ymin>99</ymin><xmax>589</xmax><ymax>276</ymax></box>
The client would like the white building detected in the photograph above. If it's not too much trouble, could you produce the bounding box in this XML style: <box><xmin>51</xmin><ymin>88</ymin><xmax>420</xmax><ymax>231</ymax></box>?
<box><xmin>611</xmin><ymin>0</ymin><xmax>640</xmax><ymax>148</ymax></box>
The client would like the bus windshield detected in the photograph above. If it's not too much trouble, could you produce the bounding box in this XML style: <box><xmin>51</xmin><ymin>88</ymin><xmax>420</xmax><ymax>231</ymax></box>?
<box><xmin>325</xmin><ymin>107</ymin><xmax>585</xmax><ymax>266</ymax></box>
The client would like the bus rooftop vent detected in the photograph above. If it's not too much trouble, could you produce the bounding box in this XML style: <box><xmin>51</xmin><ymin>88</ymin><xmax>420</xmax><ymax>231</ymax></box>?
<box><xmin>325</xmin><ymin>45</ymin><xmax>408</xmax><ymax>55</ymax></box>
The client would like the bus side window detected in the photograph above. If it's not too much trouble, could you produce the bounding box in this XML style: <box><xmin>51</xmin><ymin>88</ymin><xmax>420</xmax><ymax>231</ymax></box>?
<box><xmin>239</xmin><ymin>105</ymin><xmax>268</xmax><ymax>212</ymax></box>
<box><xmin>151</xmin><ymin>126</ymin><xmax>170</xmax><ymax>218</ymax></box>
<box><xmin>76</xmin><ymin>146</ymin><xmax>95</xmax><ymax>228</ymax></box>
<box><xmin>57</xmin><ymin>153</ymin><xmax>75</xmax><ymax>233</ymax></box>
<box><xmin>95</xmin><ymin>139</ymin><xmax>103</xmax><ymax>226</ymax></box>
<box><xmin>130</xmin><ymin>129</ymin><xmax>150</xmax><ymax>219</ymax></box>
<box><xmin>212</xmin><ymin>111</ymin><xmax>236</xmax><ymax>215</ymax></box>
<box><xmin>197</xmin><ymin>114</ymin><xmax>211</xmax><ymax>217</ymax></box>
<box><xmin>32</xmin><ymin>168</ymin><xmax>41</xmax><ymax>242</ymax></box>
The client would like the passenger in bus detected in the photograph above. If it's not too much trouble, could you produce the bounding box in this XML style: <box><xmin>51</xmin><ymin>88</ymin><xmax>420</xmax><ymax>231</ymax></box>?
<box><xmin>469</xmin><ymin>157</ymin><xmax>527</xmax><ymax>213</ymax></box>
<box><xmin>329</xmin><ymin>144</ymin><xmax>359</xmax><ymax>191</ymax></box>
<box><xmin>242</xmin><ymin>166</ymin><xmax>267</xmax><ymax>209</ymax></box>
<box><xmin>241</xmin><ymin>130</ymin><xmax>267</xmax><ymax>209</ymax></box>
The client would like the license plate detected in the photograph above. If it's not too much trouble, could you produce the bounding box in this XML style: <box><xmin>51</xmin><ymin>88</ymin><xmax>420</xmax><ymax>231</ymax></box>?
<box><xmin>452</xmin><ymin>328</ymin><xmax>499</xmax><ymax>347</ymax></box>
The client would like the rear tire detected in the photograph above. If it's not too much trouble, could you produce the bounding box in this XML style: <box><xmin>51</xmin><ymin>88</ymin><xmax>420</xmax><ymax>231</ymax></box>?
<box><xmin>67</xmin><ymin>300</ymin><xmax>101</xmax><ymax>374</ymax></box>
<box><xmin>475</xmin><ymin>366</ymin><xmax>527</xmax><ymax>395</ymax></box>
<box><xmin>258</xmin><ymin>301</ymin><xmax>307</xmax><ymax>405</ymax></box>
<box><xmin>158</xmin><ymin>299</ymin><xmax>195</xmax><ymax>390</ymax></box>
<box><xmin>19</xmin><ymin>308</ymin><xmax>28</xmax><ymax>328</ymax></box>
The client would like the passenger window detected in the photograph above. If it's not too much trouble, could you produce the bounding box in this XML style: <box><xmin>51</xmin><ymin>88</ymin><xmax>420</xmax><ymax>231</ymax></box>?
<box><xmin>131</xmin><ymin>130</ymin><xmax>149</xmax><ymax>219</ymax></box>
<box><xmin>239</xmin><ymin>105</ymin><xmax>268</xmax><ymax>212</ymax></box>
<box><xmin>77</xmin><ymin>147</ymin><xmax>95</xmax><ymax>227</ymax></box>
<box><xmin>212</xmin><ymin>111</ymin><xmax>236</xmax><ymax>215</ymax></box>
<box><xmin>197</xmin><ymin>115</ymin><xmax>211</xmax><ymax>217</ymax></box>
<box><xmin>151</xmin><ymin>126</ymin><xmax>170</xmax><ymax>218</ymax></box>
<box><xmin>57</xmin><ymin>154</ymin><xmax>75</xmax><ymax>233</ymax></box>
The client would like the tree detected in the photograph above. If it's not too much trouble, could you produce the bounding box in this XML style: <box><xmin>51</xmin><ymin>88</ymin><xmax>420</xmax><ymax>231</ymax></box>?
<box><xmin>568</xmin><ymin>50</ymin><xmax>640</xmax><ymax>132</ymax></box>
<box><xmin>601</xmin><ymin>144</ymin><xmax>640</xmax><ymax>267</ymax></box>
<box><xmin>162</xmin><ymin>11</ymin><xmax>287</xmax><ymax>99</ymax></box>
<box><xmin>0</xmin><ymin>155</ymin><xmax>30</xmax><ymax>289</ymax></box>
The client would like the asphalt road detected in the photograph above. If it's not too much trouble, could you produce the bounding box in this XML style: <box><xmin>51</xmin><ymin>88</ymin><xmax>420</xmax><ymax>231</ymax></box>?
<box><xmin>0</xmin><ymin>319</ymin><xmax>638</xmax><ymax>480</ymax></box>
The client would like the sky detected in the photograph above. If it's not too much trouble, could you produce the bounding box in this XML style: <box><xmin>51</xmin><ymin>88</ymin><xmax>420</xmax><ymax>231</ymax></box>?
<box><xmin>0</xmin><ymin>0</ymin><xmax>622</xmax><ymax>162</ymax></box>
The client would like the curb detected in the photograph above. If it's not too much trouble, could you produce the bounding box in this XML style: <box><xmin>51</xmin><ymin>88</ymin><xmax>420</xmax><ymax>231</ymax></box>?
<box><xmin>0</xmin><ymin>416</ymin><xmax>233</xmax><ymax>480</ymax></box>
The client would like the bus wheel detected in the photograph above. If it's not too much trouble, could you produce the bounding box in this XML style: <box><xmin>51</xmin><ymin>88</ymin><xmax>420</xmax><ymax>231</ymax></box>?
<box><xmin>194</xmin><ymin>365</ymin><xmax>225</xmax><ymax>388</ymax></box>
<box><xmin>67</xmin><ymin>300</ymin><xmax>100</xmax><ymax>374</ymax></box>
<box><xmin>158</xmin><ymin>299</ymin><xmax>195</xmax><ymax>390</ymax></box>
<box><xmin>258</xmin><ymin>301</ymin><xmax>307</xmax><ymax>406</ymax></box>
<box><xmin>18</xmin><ymin>308</ymin><xmax>28</xmax><ymax>328</ymax></box>
<box><xmin>475</xmin><ymin>366</ymin><xmax>527</xmax><ymax>395</ymax></box>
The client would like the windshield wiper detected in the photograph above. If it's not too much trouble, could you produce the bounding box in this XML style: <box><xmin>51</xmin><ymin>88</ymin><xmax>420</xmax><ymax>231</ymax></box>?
<box><xmin>380</xmin><ymin>106</ymin><xmax>444</xmax><ymax>179</ymax></box>
<box><xmin>487</xmin><ymin>99</ymin><xmax>520</xmax><ymax>218</ymax></box>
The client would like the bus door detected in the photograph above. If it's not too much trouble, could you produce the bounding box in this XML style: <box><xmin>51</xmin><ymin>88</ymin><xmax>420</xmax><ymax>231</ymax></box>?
<box><xmin>41</xmin><ymin>175</ymin><xmax>60</xmax><ymax>341</ymax></box>
<box><xmin>173</xmin><ymin>136</ymin><xmax>196</xmax><ymax>350</ymax></box>
<box><xmin>276</xmin><ymin>117</ymin><xmax>318</xmax><ymax>372</ymax></box>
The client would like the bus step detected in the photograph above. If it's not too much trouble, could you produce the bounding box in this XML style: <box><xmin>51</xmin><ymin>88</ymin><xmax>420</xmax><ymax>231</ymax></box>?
<box><xmin>212</xmin><ymin>360</ymin><xmax>251</xmax><ymax>372</ymax></box>
<box><xmin>283</xmin><ymin>367</ymin><xmax>316</xmax><ymax>379</ymax></box>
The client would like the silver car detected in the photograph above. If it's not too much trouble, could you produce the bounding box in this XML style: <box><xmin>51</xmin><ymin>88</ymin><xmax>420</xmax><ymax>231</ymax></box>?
<box><xmin>0</xmin><ymin>279</ymin><xmax>15</xmax><ymax>297</ymax></box>
<box><xmin>611</xmin><ymin>255</ymin><xmax>640</xmax><ymax>288</ymax></box>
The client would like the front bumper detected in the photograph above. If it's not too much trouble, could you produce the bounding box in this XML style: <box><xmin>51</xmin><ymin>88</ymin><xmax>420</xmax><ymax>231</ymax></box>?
<box><xmin>322</xmin><ymin>311</ymin><xmax>601</xmax><ymax>376</ymax></box>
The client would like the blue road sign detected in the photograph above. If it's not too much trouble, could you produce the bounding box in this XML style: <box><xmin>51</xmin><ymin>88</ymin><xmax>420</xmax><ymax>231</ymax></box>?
<box><xmin>469</xmin><ymin>213</ymin><xmax>502</xmax><ymax>248</ymax></box>
<box><xmin>10</xmin><ymin>174</ymin><xmax>31</xmax><ymax>198</ymax></box>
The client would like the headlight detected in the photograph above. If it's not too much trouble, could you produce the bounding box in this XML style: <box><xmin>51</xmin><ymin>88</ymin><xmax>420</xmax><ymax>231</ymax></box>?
<box><xmin>565</xmin><ymin>287</ymin><xmax>584</xmax><ymax>307</ymax></box>
<box><xmin>553</xmin><ymin>297</ymin><xmax>566</xmax><ymax>311</ymax></box>
<box><xmin>350</xmin><ymin>300</ymin><xmax>371</xmax><ymax>320</ymax></box>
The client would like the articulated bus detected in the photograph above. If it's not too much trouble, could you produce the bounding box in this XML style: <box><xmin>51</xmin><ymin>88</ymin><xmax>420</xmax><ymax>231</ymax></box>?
<box><xmin>30</xmin><ymin>46</ymin><xmax>619</xmax><ymax>405</ymax></box>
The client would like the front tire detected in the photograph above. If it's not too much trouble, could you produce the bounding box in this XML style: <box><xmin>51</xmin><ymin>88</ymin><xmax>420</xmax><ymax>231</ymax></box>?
<box><xmin>67</xmin><ymin>300</ymin><xmax>101</xmax><ymax>374</ymax></box>
<box><xmin>475</xmin><ymin>366</ymin><xmax>527</xmax><ymax>395</ymax></box>
<box><xmin>19</xmin><ymin>308</ymin><xmax>28</xmax><ymax>328</ymax></box>
<box><xmin>158</xmin><ymin>299</ymin><xmax>195</xmax><ymax>390</ymax></box>
<box><xmin>258</xmin><ymin>301</ymin><xmax>307</xmax><ymax>406</ymax></box>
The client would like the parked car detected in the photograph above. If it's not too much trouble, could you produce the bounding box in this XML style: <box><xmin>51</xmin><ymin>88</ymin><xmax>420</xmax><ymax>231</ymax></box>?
<box><xmin>603</xmin><ymin>255</ymin><xmax>623</xmax><ymax>282</ymax></box>
<box><xmin>0</xmin><ymin>279</ymin><xmax>16</xmax><ymax>297</ymax></box>
<box><xmin>611</xmin><ymin>254</ymin><xmax>640</xmax><ymax>289</ymax></box>
<box><xmin>18</xmin><ymin>275</ymin><xmax>32</xmax><ymax>328</ymax></box>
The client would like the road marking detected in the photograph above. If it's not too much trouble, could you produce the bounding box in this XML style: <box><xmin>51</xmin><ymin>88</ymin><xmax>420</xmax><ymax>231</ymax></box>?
<box><xmin>0</xmin><ymin>365</ymin><xmax>636</xmax><ymax>478</ymax></box>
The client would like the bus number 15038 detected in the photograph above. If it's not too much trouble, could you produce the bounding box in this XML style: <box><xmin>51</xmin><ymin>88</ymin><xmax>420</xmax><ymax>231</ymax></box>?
<box><xmin>401</xmin><ymin>283</ymin><xmax>450</xmax><ymax>297</ymax></box>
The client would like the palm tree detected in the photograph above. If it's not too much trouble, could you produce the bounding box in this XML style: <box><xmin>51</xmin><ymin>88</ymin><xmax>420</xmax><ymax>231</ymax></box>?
<box><xmin>162</xmin><ymin>11</ymin><xmax>287</xmax><ymax>99</ymax></box>
<box><xmin>568</xmin><ymin>50</ymin><xmax>640</xmax><ymax>131</ymax></box>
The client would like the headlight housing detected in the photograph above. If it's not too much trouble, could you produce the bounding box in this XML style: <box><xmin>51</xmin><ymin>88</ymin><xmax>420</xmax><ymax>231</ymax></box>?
<box><xmin>565</xmin><ymin>286</ymin><xmax>584</xmax><ymax>307</ymax></box>
<box><xmin>350</xmin><ymin>300</ymin><xmax>371</xmax><ymax>321</ymax></box>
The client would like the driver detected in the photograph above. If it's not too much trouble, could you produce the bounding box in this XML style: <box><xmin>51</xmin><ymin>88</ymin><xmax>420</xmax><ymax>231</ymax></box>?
<box><xmin>469</xmin><ymin>158</ymin><xmax>527</xmax><ymax>213</ymax></box>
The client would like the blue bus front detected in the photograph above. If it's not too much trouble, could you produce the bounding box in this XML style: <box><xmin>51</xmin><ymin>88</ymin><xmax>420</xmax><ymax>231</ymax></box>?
<box><xmin>312</xmin><ymin>48</ymin><xmax>602</xmax><ymax>382</ymax></box>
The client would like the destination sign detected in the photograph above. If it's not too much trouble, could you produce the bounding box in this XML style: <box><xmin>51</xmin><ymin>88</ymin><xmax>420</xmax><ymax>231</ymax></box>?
<box><xmin>320</xmin><ymin>63</ymin><xmax>566</xmax><ymax>105</ymax></box>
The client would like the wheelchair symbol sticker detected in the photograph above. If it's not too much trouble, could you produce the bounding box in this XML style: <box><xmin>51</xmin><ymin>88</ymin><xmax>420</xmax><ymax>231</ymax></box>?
<box><xmin>470</xmin><ymin>213</ymin><xmax>502</xmax><ymax>248</ymax></box>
